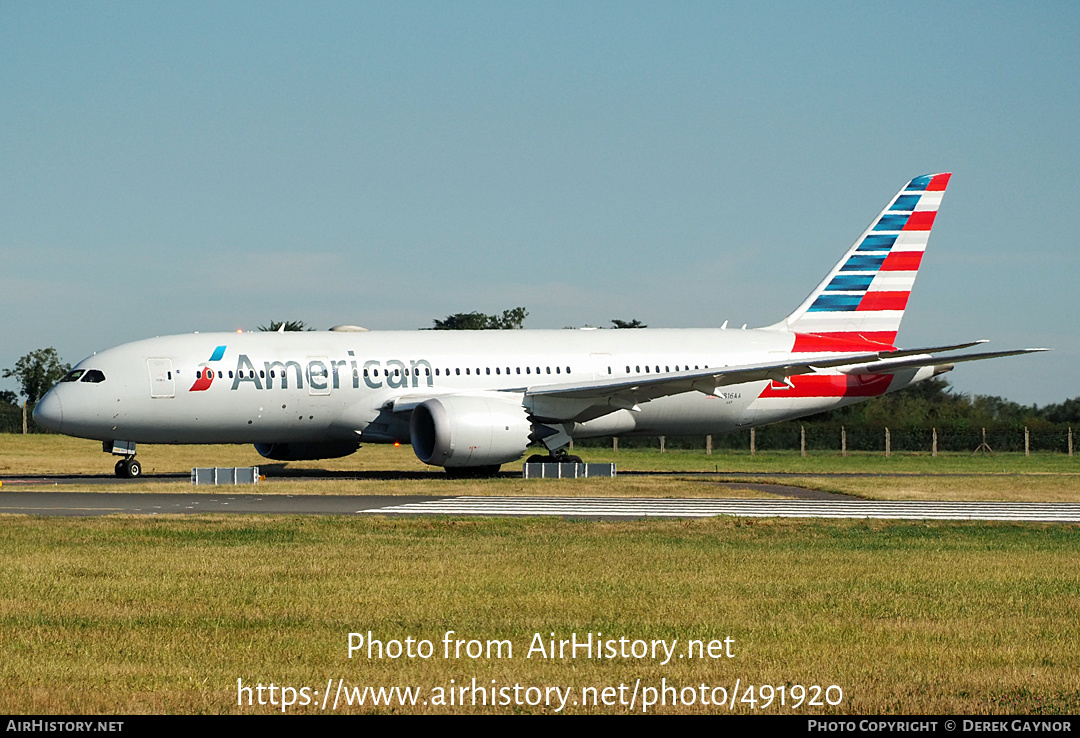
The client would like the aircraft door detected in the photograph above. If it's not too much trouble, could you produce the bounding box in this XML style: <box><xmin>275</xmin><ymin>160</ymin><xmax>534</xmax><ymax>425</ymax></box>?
<box><xmin>147</xmin><ymin>358</ymin><xmax>175</xmax><ymax>398</ymax></box>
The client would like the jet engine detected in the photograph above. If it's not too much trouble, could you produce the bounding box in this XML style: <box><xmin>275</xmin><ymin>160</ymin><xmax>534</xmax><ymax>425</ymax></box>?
<box><xmin>410</xmin><ymin>394</ymin><xmax>532</xmax><ymax>468</ymax></box>
<box><xmin>254</xmin><ymin>441</ymin><xmax>361</xmax><ymax>461</ymax></box>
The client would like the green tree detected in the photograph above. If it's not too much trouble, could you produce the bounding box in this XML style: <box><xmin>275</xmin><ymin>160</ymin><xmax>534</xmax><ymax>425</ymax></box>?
<box><xmin>0</xmin><ymin>390</ymin><xmax>18</xmax><ymax>407</ymax></box>
<box><xmin>3</xmin><ymin>348</ymin><xmax>71</xmax><ymax>404</ymax></box>
<box><xmin>611</xmin><ymin>319</ymin><xmax>647</xmax><ymax>329</ymax></box>
<box><xmin>258</xmin><ymin>320</ymin><xmax>315</xmax><ymax>332</ymax></box>
<box><xmin>431</xmin><ymin>307</ymin><xmax>528</xmax><ymax>330</ymax></box>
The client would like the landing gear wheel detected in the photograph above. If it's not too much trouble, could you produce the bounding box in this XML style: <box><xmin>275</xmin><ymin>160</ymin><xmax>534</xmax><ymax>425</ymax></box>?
<box><xmin>115</xmin><ymin>458</ymin><xmax>141</xmax><ymax>479</ymax></box>
<box><xmin>561</xmin><ymin>454</ymin><xmax>583</xmax><ymax>464</ymax></box>
<box><xmin>525</xmin><ymin>454</ymin><xmax>551</xmax><ymax>465</ymax></box>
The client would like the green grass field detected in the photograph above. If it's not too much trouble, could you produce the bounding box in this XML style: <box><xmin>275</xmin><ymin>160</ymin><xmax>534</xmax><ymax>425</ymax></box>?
<box><xmin>2</xmin><ymin>514</ymin><xmax>1078</xmax><ymax>714</ymax></box>
<box><xmin>2</xmin><ymin>434</ymin><xmax>1079</xmax><ymax>714</ymax></box>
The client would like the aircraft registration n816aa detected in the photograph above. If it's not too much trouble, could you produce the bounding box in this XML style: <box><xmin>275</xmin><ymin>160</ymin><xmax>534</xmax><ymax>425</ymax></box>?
<box><xmin>35</xmin><ymin>173</ymin><xmax>1045</xmax><ymax>478</ymax></box>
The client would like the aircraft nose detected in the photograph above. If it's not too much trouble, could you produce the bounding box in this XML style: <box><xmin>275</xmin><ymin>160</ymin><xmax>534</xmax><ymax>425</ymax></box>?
<box><xmin>33</xmin><ymin>390</ymin><xmax>63</xmax><ymax>433</ymax></box>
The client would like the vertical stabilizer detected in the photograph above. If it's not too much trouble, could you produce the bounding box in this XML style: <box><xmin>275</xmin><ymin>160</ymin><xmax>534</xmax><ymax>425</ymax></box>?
<box><xmin>769</xmin><ymin>173</ymin><xmax>951</xmax><ymax>352</ymax></box>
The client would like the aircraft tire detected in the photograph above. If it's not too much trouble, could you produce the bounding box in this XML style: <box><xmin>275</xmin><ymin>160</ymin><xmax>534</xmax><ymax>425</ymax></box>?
<box><xmin>114</xmin><ymin>460</ymin><xmax>126</xmax><ymax>478</ymax></box>
<box><xmin>126</xmin><ymin>459</ymin><xmax>142</xmax><ymax>478</ymax></box>
<box><xmin>561</xmin><ymin>454</ymin><xmax>583</xmax><ymax>464</ymax></box>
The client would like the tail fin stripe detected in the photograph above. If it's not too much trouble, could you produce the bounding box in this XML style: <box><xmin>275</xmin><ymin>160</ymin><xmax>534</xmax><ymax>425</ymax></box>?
<box><xmin>926</xmin><ymin>173</ymin><xmax>951</xmax><ymax>191</ymax></box>
<box><xmin>880</xmin><ymin>252</ymin><xmax>923</xmax><ymax>271</ymax></box>
<box><xmin>841</xmin><ymin>254</ymin><xmax>887</xmax><ymax>271</ymax></box>
<box><xmin>857</xmin><ymin>292</ymin><xmax>910</xmax><ymax>311</ymax></box>
<box><xmin>890</xmin><ymin>195</ymin><xmax>922</xmax><ymax>211</ymax></box>
<box><xmin>808</xmin><ymin>294</ymin><xmax>862</xmax><ymax>312</ymax></box>
<box><xmin>873</xmin><ymin>214</ymin><xmax>911</xmax><ymax>231</ymax></box>
<box><xmin>868</xmin><ymin>273</ymin><xmax>916</xmax><ymax>291</ymax></box>
<box><xmin>857</xmin><ymin>234</ymin><xmax>898</xmax><ymax>252</ymax></box>
<box><xmin>903</xmin><ymin>211</ymin><xmax>937</xmax><ymax>230</ymax></box>
<box><xmin>825</xmin><ymin>275</ymin><xmax>875</xmax><ymax>291</ymax></box>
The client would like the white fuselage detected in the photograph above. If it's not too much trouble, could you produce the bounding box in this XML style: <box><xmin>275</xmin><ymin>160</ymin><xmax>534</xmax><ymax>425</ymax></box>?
<box><xmin>35</xmin><ymin>328</ymin><xmax>923</xmax><ymax>451</ymax></box>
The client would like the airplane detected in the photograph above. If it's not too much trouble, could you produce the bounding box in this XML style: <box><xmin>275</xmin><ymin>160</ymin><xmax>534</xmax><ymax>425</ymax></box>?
<box><xmin>34</xmin><ymin>173</ymin><xmax>1045</xmax><ymax>478</ymax></box>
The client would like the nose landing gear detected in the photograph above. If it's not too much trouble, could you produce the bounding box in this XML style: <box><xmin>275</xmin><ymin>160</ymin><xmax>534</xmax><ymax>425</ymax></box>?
<box><xmin>106</xmin><ymin>440</ymin><xmax>141</xmax><ymax>479</ymax></box>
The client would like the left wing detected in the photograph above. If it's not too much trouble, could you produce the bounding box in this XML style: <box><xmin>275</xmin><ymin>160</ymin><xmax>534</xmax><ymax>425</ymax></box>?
<box><xmin>520</xmin><ymin>343</ymin><xmax>1047</xmax><ymax>423</ymax></box>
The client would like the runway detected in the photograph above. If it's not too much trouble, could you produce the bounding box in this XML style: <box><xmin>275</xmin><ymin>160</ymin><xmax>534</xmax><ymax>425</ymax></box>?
<box><xmin>2</xmin><ymin>491</ymin><xmax>1079</xmax><ymax>522</ymax></box>
<box><xmin>363</xmin><ymin>496</ymin><xmax>1080</xmax><ymax>522</ymax></box>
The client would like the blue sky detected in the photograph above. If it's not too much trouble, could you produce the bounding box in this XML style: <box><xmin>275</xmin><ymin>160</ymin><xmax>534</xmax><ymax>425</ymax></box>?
<box><xmin>2</xmin><ymin>2</ymin><xmax>1076</xmax><ymax>405</ymax></box>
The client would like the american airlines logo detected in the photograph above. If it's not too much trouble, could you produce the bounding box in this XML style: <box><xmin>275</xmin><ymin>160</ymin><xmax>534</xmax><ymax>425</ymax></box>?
<box><xmin>188</xmin><ymin>345</ymin><xmax>227</xmax><ymax>392</ymax></box>
<box><xmin>228</xmin><ymin>352</ymin><xmax>434</xmax><ymax>392</ymax></box>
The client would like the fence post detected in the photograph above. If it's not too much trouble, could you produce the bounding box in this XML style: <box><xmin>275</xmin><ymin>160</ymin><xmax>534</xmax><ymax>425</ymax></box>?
<box><xmin>750</xmin><ymin>428</ymin><xmax>756</xmax><ymax>456</ymax></box>
<box><xmin>932</xmin><ymin>427</ymin><xmax>938</xmax><ymax>457</ymax></box>
<box><xmin>706</xmin><ymin>434</ymin><xmax>712</xmax><ymax>456</ymax></box>
<box><xmin>22</xmin><ymin>402</ymin><xmax>27</xmax><ymax>435</ymax></box>
<box><xmin>1025</xmin><ymin>426</ymin><xmax>1029</xmax><ymax>457</ymax></box>
<box><xmin>800</xmin><ymin>425</ymin><xmax>806</xmax><ymax>458</ymax></box>
<box><xmin>613</xmin><ymin>437</ymin><xmax>618</xmax><ymax>453</ymax></box>
<box><xmin>841</xmin><ymin>426</ymin><xmax>847</xmax><ymax>457</ymax></box>
<box><xmin>659</xmin><ymin>435</ymin><xmax>666</xmax><ymax>453</ymax></box>
<box><xmin>1070</xmin><ymin>427</ymin><xmax>1074</xmax><ymax>457</ymax></box>
<box><xmin>885</xmin><ymin>427</ymin><xmax>891</xmax><ymax>458</ymax></box>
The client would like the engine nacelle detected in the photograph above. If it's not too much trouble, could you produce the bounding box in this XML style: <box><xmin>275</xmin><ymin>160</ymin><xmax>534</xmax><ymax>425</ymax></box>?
<box><xmin>410</xmin><ymin>394</ymin><xmax>532</xmax><ymax>468</ymax></box>
<box><xmin>254</xmin><ymin>441</ymin><xmax>361</xmax><ymax>461</ymax></box>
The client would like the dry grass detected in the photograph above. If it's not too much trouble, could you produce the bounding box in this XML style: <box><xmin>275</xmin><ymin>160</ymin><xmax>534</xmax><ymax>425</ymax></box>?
<box><xmin>2</xmin><ymin>515</ymin><xmax>1079</xmax><ymax>714</ymax></box>
<box><xmin>3</xmin><ymin>435</ymin><xmax>1079</xmax><ymax>503</ymax></box>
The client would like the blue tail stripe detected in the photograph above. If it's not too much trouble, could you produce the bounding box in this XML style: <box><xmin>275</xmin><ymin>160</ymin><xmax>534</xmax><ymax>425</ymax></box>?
<box><xmin>825</xmin><ymin>274</ymin><xmax>874</xmax><ymax>291</ymax></box>
<box><xmin>890</xmin><ymin>194</ymin><xmax>921</xmax><ymax>211</ymax></box>
<box><xmin>857</xmin><ymin>234</ymin><xmax>897</xmax><ymax>252</ymax></box>
<box><xmin>873</xmin><ymin>213</ymin><xmax>911</xmax><ymax>231</ymax></box>
<box><xmin>841</xmin><ymin>254</ymin><xmax>887</xmax><ymax>272</ymax></box>
<box><xmin>809</xmin><ymin>294</ymin><xmax>862</xmax><ymax>312</ymax></box>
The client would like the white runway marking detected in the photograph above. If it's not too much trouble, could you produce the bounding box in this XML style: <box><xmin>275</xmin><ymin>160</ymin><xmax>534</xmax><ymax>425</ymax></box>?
<box><xmin>361</xmin><ymin>496</ymin><xmax>1080</xmax><ymax>523</ymax></box>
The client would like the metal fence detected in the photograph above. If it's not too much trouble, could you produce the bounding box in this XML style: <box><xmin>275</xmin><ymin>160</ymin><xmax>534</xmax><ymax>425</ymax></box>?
<box><xmin>577</xmin><ymin>424</ymin><xmax>1076</xmax><ymax>455</ymax></box>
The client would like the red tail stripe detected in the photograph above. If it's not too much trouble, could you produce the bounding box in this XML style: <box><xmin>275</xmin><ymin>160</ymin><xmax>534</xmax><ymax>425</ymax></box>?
<box><xmin>857</xmin><ymin>291</ymin><xmax>910</xmax><ymax>311</ymax></box>
<box><xmin>903</xmin><ymin>211</ymin><xmax>937</xmax><ymax>231</ymax></box>
<box><xmin>792</xmin><ymin>332</ymin><xmax>898</xmax><ymax>352</ymax></box>
<box><xmin>926</xmin><ymin>173</ymin><xmax>951</xmax><ymax>191</ymax></box>
<box><xmin>880</xmin><ymin>251</ymin><xmax>923</xmax><ymax>271</ymax></box>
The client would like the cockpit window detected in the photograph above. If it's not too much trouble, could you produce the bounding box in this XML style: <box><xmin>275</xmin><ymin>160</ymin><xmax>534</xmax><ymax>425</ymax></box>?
<box><xmin>80</xmin><ymin>369</ymin><xmax>106</xmax><ymax>383</ymax></box>
<box><xmin>61</xmin><ymin>370</ymin><xmax>85</xmax><ymax>382</ymax></box>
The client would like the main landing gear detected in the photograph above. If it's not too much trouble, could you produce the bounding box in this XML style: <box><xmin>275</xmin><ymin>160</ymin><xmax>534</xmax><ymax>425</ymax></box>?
<box><xmin>114</xmin><ymin>457</ymin><xmax>142</xmax><ymax>479</ymax></box>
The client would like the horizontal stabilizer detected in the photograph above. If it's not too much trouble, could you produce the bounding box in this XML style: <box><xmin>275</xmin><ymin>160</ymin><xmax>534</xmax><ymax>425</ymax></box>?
<box><xmin>842</xmin><ymin>347</ymin><xmax>1049</xmax><ymax>376</ymax></box>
